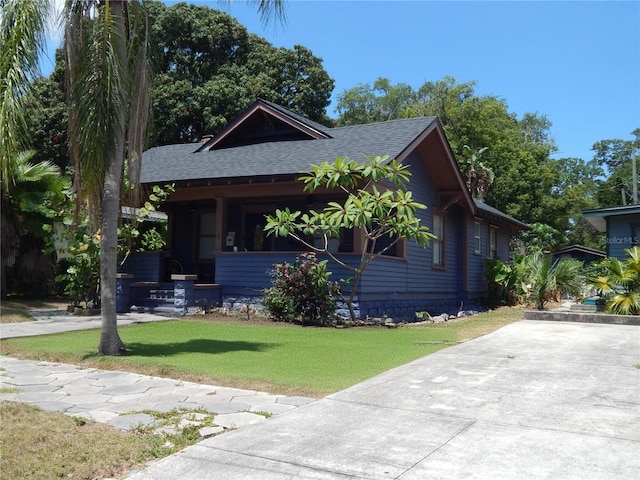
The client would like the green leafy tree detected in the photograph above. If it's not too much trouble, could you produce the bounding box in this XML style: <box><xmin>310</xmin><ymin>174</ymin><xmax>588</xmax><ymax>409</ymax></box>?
<box><xmin>265</xmin><ymin>155</ymin><xmax>435</xmax><ymax>321</ymax></box>
<box><xmin>335</xmin><ymin>76</ymin><xmax>566</xmax><ymax>230</ymax></box>
<box><xmin>594</xmin><ymin>129</ymin><xmax>640</xmax><ymax>208</ymax></box>
<box><xmin>147</xmin><ymin>1</ymin><xmax>332</xmax><ymax>146</ymax></box>
<box><xmin>516</xmin><ymin>222</ymin><xmax>563</xmax><ymax>254</ymax></box>
<box><xmin>22</xmin><ymin>52</ymin><xmax>69</xmax><ymax>171</ymax></box>
<box><xmin>549</xmin><ymin>157</ymin><xmax>604</xmax><ymax>249</ymax></box>
<box><xmin>62</xmin><ymin>0</ymin><xmax>284</xmax><ymax>355</ymax></box>
<box><xmin>335</xmin><ymin>77</ymin><xmax>416</xmax><ymax>126</ymax></box>
<box><xmin>2</xmin><ymin>152</ymin><xmax>67</xmax><ymax>297</ymax></box>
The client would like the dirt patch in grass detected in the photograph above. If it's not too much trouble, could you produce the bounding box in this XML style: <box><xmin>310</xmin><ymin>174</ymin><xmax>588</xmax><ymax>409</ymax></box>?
<box><xmin>0</xmin><ymin>401</ymin><xmax>172</xmax><ymax>480</ymax></box>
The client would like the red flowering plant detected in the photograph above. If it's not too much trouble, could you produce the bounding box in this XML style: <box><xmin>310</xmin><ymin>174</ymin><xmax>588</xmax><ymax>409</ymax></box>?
<box><xmin>263</xmin><ymin>252</ymin><xmax>340</xmax><ymax>325</ymax></box>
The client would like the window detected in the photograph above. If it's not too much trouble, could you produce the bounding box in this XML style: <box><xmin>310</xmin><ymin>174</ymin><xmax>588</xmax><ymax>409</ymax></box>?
<box><xmin>432</xmin><ymin>213</ymin><xmax>445</xmax><ymax>267</ymax></box>
<box><xmin>198</xmin><ymin>212</ymin><xmax>216</xmax><ymax>259</ymax></box>
<box><xmin>474</xmin><ymin>221</ymin><xmax>482</xmax><ymax>255</ymax></box>
<box><xmin>489</xmin><ymin>227</ymin><xmax>498</xmax><ymax>259</ymax></box>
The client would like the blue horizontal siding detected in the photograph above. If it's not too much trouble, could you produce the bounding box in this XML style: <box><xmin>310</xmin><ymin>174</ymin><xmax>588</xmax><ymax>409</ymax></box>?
<box><xmin>607</xmin><ymin>214</ymin><xmax>640</xmax><ymax>260</ymax></box>
<box><xmin>215</xmin><ymin>252</ymin><xmax>362</xmax><ymax>293</ymax></box>
<box><xmin>119</xmin><ymin>251</ymin><xmax>164</xmax><ymax>282</ymax></box>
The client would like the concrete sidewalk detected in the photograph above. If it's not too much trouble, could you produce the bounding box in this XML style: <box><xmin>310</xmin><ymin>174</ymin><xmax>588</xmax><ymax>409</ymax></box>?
<box><xmin>0</xmin><ymin>310</ymin><xmax>171</xmax><ymax>339</ymax></box>
<box><xmin>126</xmin><ymin>320</ymin><xmax>640</xmax><ymax>480</ymax></box>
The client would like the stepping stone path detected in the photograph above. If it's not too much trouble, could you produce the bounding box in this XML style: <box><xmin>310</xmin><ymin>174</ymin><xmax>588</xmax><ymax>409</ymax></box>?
<box><xmin>0</xmin><ymin>356</ymin><xmax>315</xmax><ymax>440</ymax></box>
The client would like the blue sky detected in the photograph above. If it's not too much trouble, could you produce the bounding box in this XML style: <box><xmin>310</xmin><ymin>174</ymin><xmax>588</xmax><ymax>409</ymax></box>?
<box><xmin>44</xmin><ymin>1</ymin><xmax>639</xmax><ymax>162</ymax></box>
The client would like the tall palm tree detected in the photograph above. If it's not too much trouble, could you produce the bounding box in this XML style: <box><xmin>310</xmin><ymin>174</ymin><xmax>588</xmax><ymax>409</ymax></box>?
<box><xmin>462</xmin><ymin>145</ymin><xmax>494</xmax><ymax>201</ymax></box>
<box><xmin>63</xmin><ymin>0</ymin><xmax>285</xmax><ymax>355</ymax></box>
<box><xmin>63</xmin><ymin>0</ymin><xmax>152</xmax><ymax>354</ymax></box>
<box><xmin>3</xmin><ymin>0</ymin><xmax>285</xmax><ymax>353</ymax></box>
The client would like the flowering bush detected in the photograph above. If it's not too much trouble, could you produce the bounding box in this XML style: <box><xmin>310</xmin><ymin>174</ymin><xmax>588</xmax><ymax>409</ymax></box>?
<box><xmin>263</xmin><ymin>252</ymin><xmax>340</xmax><ymax>325</ymax></box>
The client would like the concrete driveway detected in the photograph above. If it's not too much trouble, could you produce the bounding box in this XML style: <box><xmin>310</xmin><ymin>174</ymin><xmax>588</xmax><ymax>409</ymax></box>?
<box><xmin>127</xmin><ymin>320</ymin><xmax>639</xmax><ymax>479</ymax></box>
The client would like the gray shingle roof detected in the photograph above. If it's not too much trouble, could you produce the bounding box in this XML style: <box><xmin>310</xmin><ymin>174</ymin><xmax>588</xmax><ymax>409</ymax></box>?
<box><xmin>141</xmin><ymin>117</ymin><xmax>438</xmax><ymax>184</ymax></box>
<box><xmin>474</xmin><ymin>199</ymin><xmax>529</xmax><ymax>229</ymax></box>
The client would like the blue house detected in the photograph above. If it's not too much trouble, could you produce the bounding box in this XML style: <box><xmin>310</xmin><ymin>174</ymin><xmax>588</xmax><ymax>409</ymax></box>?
<box><xmin>583</xmin><ymin>205</ymin><xmax>640</xmax><ymax>260</ymax></box>
<box><xmin>129</xmin><ymin>100</ymin><xmax>527</xmax><ymax>319</ymax></box>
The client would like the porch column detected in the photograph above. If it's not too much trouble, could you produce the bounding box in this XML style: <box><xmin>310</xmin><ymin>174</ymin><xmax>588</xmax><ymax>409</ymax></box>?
<box><xmin>352</xmin><ymin>227</ymin><xmax>365</xmax><ymax>255</ymax></box>
<box><xmin>116</xmin><ymin>273</ymin><xmax>134</xmax><ymax>313</ymax></box>
<box><xmin>172</xmin><ymin>274</ymin><xmax>198</xmax><ymax>315</ymax></box>
<box><xmin>215</xmin><ymin>196</ymin><xmax>226</xmax><ymax>252</ymax></box>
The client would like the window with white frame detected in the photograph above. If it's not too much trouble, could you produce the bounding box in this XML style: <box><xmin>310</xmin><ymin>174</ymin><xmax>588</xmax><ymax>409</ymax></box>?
<box><xmin>432</xmin><ymin>213</ymin><xmax>445</xmax><ymax>268</ymax></box>
<box><xmin>489</xmin><ymin>226</ymin><xmax>498</xmax><ymax>259</ymax></box>
<box><xmin>474</xmin><ymin>221</ymin><xmax>482</xmax><ymax>255</ymax></box>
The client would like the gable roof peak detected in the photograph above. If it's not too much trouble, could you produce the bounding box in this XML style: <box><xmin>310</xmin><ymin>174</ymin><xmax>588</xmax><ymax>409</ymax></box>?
<box><xmin>198</xmin><ymin>99</ymin><xmax>332</xmax><ymax>152</ymax></box>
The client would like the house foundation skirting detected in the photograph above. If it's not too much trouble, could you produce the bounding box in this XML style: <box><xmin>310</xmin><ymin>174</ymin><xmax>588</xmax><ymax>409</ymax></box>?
<box><xmin>220</xmin><ymin>291</ymin><xmax>486</xmax><ymax>322</ymax></box>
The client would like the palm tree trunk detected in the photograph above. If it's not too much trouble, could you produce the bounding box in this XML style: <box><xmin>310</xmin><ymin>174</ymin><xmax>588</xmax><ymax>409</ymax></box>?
<box><xmin>98</xmin><ymin>2</ymin><xmax>127</xmax><ymax>355</ymax></box>
<box><xmin>98</xmin><ymin>150</ymin><xmax>125</xmax><ymax>354</ymax></box>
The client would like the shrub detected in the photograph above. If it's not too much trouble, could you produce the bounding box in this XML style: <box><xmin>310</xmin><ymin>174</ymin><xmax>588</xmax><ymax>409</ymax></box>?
<box><xmin>484</xmin><ymin>254</ymin><xmax>528</xmax><ymax>307</ymax></box>
<box><xmin>485</xmin><ymin>252</ymin><xmax>584</xmax><ymax>310</ymax></box>
<box><xmin>525</xmin><ymin>252</ymin><xmax>583</xmax><ymax>310</ymax></box>
<box><xmin>263</xmin><ymin>252</ymin><xmax>340</xmax><ymax>325</ymax></box>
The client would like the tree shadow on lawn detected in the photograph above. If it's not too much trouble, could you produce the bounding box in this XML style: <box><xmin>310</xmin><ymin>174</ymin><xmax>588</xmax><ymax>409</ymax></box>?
<box><xmin>81</xmin><ymin>339</ymin><xmax>280</xmax><ymax>359</ymax></box>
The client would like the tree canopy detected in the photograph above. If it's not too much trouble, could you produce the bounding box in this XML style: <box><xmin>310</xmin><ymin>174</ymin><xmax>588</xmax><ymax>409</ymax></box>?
<box><xmin>147</xmin><ymin>1</ymin><xmax>334</xmax><ymax>146</ymax></box>
<box><xmin>335</xmin><ymin>76</ymin><xmax>638</xmax><ymax>250</ymax></box>
<box><xmin>27</xmin><ymin>1</ymin><xmax>334</xmax><ymax>154</ymax></box>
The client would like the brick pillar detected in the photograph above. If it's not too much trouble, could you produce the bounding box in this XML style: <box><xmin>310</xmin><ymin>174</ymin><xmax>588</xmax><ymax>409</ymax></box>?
<box><xmin>172</xmin><ymin>274</ymin><xmax>198</xmax><ymax>315</ymax></box>
<box><xmin>116</xmin><ymin>273</ymin><xmax>134</xmax><ymax>313</ymax></box>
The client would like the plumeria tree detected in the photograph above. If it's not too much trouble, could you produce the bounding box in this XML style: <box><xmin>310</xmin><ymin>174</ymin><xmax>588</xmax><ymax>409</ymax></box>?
<box><xmin>265</xmin><ymin>155</ymin><xmax>435</xmax><ymax>321</ymax></box>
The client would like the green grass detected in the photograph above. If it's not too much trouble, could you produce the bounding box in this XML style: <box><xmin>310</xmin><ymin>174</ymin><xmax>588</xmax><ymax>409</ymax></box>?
<box><xmin>0</xmin><ymin>308</ymin><xmax>523</xmax><ymax>397</ymax></box>
<box><xmin>0</xmin><ymin>401</ymin><xmax>182</xmax><ymax>480</ymax></box>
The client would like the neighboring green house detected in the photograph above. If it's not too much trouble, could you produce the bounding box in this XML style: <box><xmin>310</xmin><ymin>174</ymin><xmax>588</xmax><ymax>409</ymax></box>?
<box><xmin>583</xmin><ymin>205</ymin><xmax>640</xmax><ymax>260</ymax></box>
<box><xmin>124</xmin><ymin>100</ymin><xmax>527</xmax><ymax>319</ymax></box>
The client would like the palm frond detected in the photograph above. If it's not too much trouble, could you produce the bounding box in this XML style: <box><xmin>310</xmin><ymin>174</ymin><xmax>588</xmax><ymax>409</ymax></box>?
<box><xmin>0</xmin><ymin>0</ymin><xmax>51</xmax><ymax>196</ymax></box>
<box><xmin>16</xmin><ymin>157</ymin><xmax>61</xmax><ymax>182</ymax></box>
<box><xmin>608</xmin><ymin>291</ymin><xmax>640</xmax><ymax>316</ymax></box>
<box><xmin>65</xmin><ymin>0</ymin><xmax>135</xmax><ymax>226</ymax></box>
<box><xmin>249</xmin><ymin>0</ymin><xmax>287</xmax><ymax>27</ymax></box>
<box><xmin>625</xmin><ymin>246</ymin><xmax>640</xmax><ymax>273</ymax></box>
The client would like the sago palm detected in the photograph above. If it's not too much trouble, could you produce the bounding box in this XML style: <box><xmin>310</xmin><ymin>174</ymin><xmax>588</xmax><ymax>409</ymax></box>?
<box><xmin>525</xmin><ymin>252</ymin><xmax>583</xmax><ymax>310</ymax></box>
<box><xmin>589</xmin><ymin>247</ymin><xmax>640</xmax><ymax>315</ymax></box>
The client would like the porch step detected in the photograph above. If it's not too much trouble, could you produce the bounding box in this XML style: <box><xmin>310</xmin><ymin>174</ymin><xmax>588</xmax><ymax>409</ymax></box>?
<box><xmin>129</xmin><ymin>304</ymin><xmax>179</xmax><ymax>317</ymax></box>
<box><xmin>149</xmin><ymin>289</ymin><xmax>174</xmax><ymax>300</ymax></box>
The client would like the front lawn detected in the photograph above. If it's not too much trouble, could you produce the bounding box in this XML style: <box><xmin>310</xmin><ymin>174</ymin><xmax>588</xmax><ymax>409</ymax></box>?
<box><xmin>0</xmin><ymin>307</ymin><xmax>523</xmax><ymax>397</ymax></box>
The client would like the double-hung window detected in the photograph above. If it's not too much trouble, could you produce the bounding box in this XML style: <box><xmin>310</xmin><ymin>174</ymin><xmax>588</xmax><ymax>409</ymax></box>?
<box><xmin>432</xmin><ymin>213</ymin><xmax>445</xmax><ymax>268</ymax></box>
<box><xmin>489</xmin><ymin>226</ymin><xmax>498</xmax><ymax>259</ymax></box>
<box><xmin>474</xmin><ymin>221</ymin><xmax>482</xmax><ymax>255</ymax></box>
